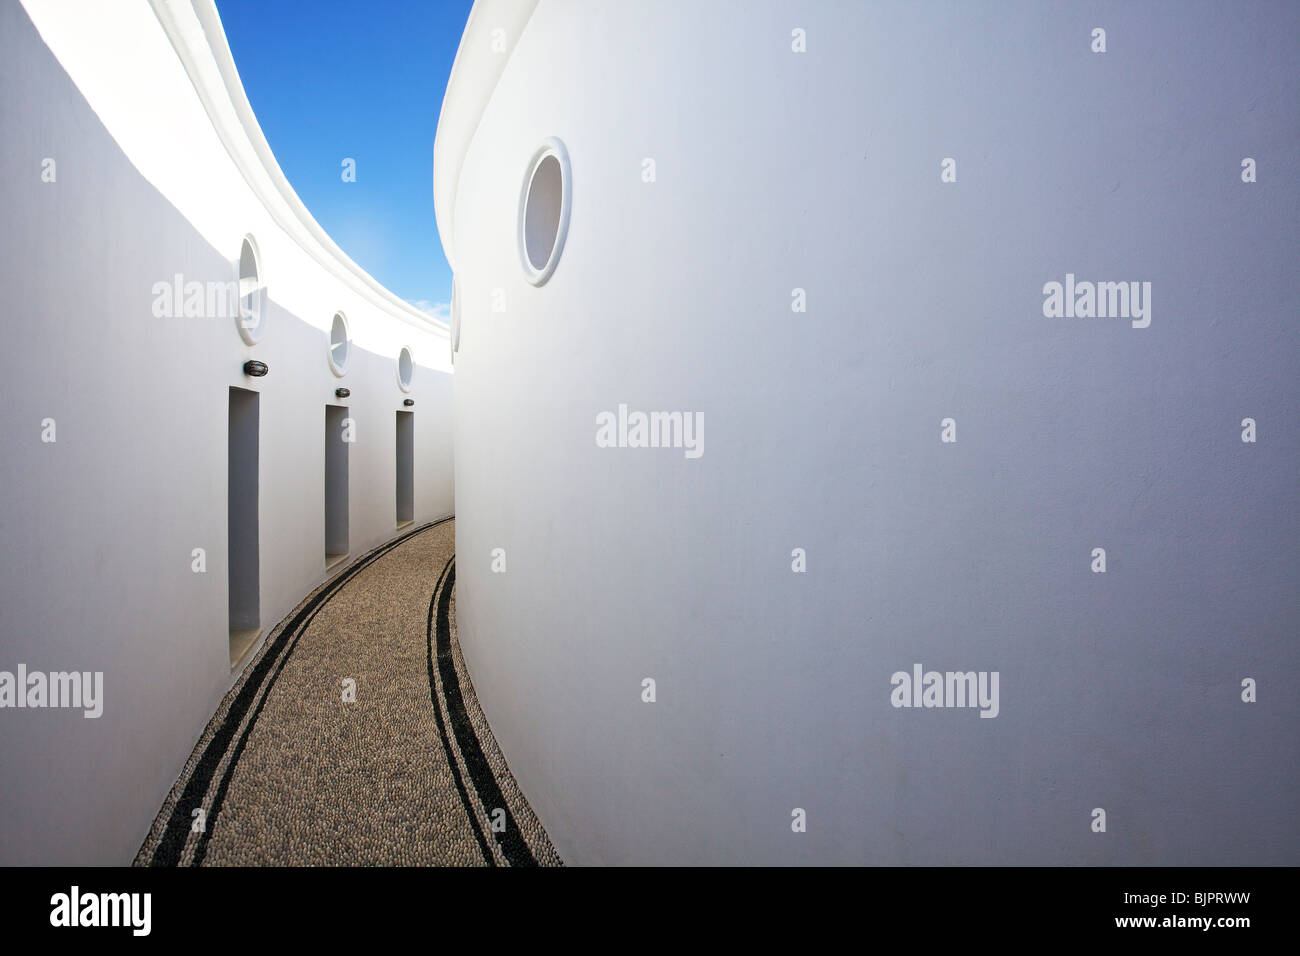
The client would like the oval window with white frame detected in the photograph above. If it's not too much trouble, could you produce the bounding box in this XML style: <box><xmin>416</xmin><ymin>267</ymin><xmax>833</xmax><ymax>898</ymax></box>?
<box><xmin>328</xmin><ymin>311</ymin><xmax>350</xmax><ymax>376</ymax></box>
<box><xmin>397</xmin><ymin>346</ymin><xmax>414</xmax><ymax>392</ymax></box>
<box><xmin>517</xmin><ymin>137</ymin><xmax>571</xmax><ymax>286</ymax></box>
<box><xmin>236</xmin><ymin>234</ymin><xmax>266</xmax><ymax>345</ymax></box>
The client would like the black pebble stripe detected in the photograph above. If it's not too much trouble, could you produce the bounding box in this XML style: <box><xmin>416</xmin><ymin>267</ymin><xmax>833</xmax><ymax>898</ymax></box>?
<box><xmin>148</xmin><ymin>519</ymin><xmax>446</xmax><ymax>867</ymax></box>
<box><xmin>429</xmin><ymin>558</ymin><xmax>538</xmax><ymax>867</ymax></box>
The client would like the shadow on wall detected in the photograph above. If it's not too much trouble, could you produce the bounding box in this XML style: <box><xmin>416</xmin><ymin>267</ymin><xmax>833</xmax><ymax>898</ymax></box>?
<box><xmin>0</xmin><ymin>0</ymin><xmax>453</xmax><ymax>865</ymax></box>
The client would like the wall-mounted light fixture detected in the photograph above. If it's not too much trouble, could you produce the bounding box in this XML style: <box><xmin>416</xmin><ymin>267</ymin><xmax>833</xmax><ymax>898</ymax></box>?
<box><xmin>335</xmin><ymin>387</ymin><xmax>351</xmax><ymax>398</ymax></box>
<box><xmin>403</xmin><ymin>398</ymin><xmax>415</xmax><ymax>407</ymax></box>
<box><xmin>243</xmin><ymin>360</ymin><xmax>268</xmax><ymax>377</ymax></box>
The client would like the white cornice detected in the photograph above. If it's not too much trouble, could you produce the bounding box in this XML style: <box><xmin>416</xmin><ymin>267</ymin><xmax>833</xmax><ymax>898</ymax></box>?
<box><xmin>148</xmin><ymin>0</ymin><xmax>448</xmax><ymax>338</ymax></box>
<box><xmin>432</xmin><ymin>0</ymin><xmax>540</xmax><ymax>272</ymax></box>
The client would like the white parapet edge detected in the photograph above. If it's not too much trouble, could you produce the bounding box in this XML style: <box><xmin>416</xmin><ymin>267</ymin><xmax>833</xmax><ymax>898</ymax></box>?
<box><xmin>432</xmin><ymin>0</ymin><xmax>541</xmax><ymax>273</ymax></box>
<box><xmin>155</xmin><ymin>0</ymin><xmax>448</xmax><ymax>339</ymax></box>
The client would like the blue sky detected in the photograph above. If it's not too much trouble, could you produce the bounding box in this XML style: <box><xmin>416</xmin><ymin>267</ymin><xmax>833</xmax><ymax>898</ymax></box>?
<box><xmin>215</xmin><ymin>0</ymin><xmax>474</xmax><ymax>321</ymax></box>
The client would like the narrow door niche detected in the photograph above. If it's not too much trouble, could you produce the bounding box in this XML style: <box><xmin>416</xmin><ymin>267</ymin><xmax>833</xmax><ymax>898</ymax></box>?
<box><xmin>396</xmin><ymin>410</ymin><xmax>414</xmax><ymax>527</ymax></box>
<box><xmin>228</xmin><ymin>387</ymin><xmax>260</xmax><ymax>668</ymax></box>
<box><xmin>325</xmin><ymin>404</ymin><xmax>349</xmax><ymax>569</ymax></box>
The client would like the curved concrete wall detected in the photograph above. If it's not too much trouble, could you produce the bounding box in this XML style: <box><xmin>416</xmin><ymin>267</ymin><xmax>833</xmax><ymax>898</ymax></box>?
<box><xmin>442</xmin><ymin>1</ymin><xmax>1299</xmax><ymax>864</ymax></box>
<box><xmin>0</xmin><ymin>0</ymin><xmax>453</xmax><ymax>863</ymax></box>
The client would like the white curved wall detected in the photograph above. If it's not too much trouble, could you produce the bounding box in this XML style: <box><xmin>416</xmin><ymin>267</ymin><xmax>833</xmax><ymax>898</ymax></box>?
<box><xmin>0</xmin><ymin>1</ymin><xmax>453</xmax><ymax>863</ymax></box>
<box><xmin>443</xmin><ymin>1</ymin><xmax>1299</xmax><ymax>864</ymax></box>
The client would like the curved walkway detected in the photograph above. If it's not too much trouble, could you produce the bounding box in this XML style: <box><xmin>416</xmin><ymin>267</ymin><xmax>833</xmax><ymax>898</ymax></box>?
<box><xmin>135</xmin><ymin>519</ymin><xmax>561</xmax><ymax>866</ymax></box>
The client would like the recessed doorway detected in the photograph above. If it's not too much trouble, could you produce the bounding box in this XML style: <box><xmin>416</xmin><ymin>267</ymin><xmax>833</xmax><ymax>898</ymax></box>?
<box><xmin>228</xmin><ymin>387</ymin><xmax>260</xmax><ymax>668</ymax></box>
<box><xmin>325</xmin><ymin>404</ymin><xmax>349</xmax><ymax>569</ymax></box>
<box><xmin>396</xmin><ymin>410</ymin><xmax>414</xmax><ymax>527</ymax></box>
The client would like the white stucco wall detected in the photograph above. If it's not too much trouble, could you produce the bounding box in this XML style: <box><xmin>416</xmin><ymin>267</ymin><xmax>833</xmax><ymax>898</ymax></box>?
<box><xmin>0</xmin><ymin>0</ymin><xmax>453</xmax><ymax>864</ymax></box>
<box><xmin>441</xmin><ymin>0</ymin><xmax>1299</xmax><ymax>864</ymax></box>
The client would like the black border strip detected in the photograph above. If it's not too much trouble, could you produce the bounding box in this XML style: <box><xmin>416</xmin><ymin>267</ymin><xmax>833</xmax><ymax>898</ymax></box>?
<box><xmin>148</xmin><ymin>519</ymin><xmax>446</xmax><ymax>866</ymax></box>
<box><xmin>424</xmin><ymin>557</ymin><xmax>495</xmax><ymax>865</ymax></box>
<box><xmin>432</xmin><ymin>560</ymin><xmax>538</xmax><ymax>867</ymax></box>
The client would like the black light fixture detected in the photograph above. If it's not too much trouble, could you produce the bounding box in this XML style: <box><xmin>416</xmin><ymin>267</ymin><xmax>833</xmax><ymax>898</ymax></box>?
<box><xmin>403</xmin><ymin>398</ymin><xmax>415</xmax><ymax>407</ymax></box>
<box><xmin>335</xmin><ymin>387</ymin><xmax>351</xmax><ymax>398</ymax></box>
<box><xmin>243</xmin><ymin>360</ymin><xmax>268</xmax><ymax>377</ymax></box>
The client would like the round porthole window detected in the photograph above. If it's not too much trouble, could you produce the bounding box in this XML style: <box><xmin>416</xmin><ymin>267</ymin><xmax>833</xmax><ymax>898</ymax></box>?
<box><xmin>236</xmin><ymin>235</ymin><xmax>266</xmax><ymax>345</ymax></box>
<box><xmin>328</xmin><ymin>311</ymin><xmax>350</xmax><ymax>376</ymax></box>
<box><xmin>397</xmin><ymin>346</ymin><xmax>414</xmax><ymax>392</ymax></box>
<box><xmin>517</xmin><ymin>137</ymin><xmax>571</xmax><ymax>286</ymax></box>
